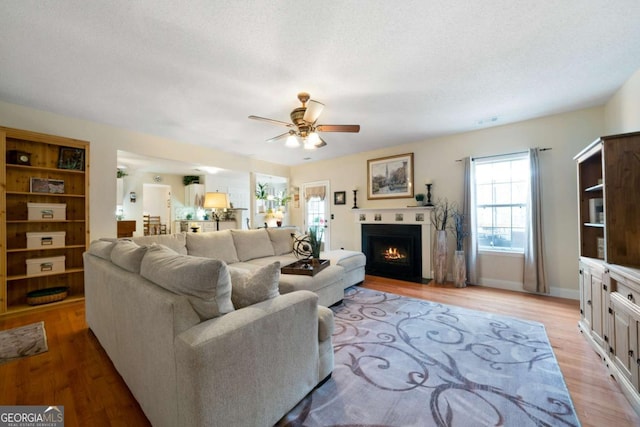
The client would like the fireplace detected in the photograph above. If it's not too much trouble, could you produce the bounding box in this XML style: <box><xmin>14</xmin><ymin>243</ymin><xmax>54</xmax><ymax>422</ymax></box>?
<box><xmin>361</xmin><ymin>223</ymin><xmax>422</xmax><ymax>282</ymax></box>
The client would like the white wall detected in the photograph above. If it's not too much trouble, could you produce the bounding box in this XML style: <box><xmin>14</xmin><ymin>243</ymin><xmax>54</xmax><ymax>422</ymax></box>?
<box><xmin>0</xmin><ymin>100</ymin><xmax>289</xmax><ymax>239</ymax></box>
<box><xmin>605</xmin><ymin>67</ymin><xmax>640</xmax><ymax>134</ymax></box>
<box><xmin>290</xmin><ymin>107</ymin><xmax>605</xmax><ymax>298</ymax></box>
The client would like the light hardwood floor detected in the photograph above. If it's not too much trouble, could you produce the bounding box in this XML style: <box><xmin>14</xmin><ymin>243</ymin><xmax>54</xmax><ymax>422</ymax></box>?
<box><xmin>1</xmin><ymin>276</ymin><xmax>639</xmax><ymax>426</ymax></box>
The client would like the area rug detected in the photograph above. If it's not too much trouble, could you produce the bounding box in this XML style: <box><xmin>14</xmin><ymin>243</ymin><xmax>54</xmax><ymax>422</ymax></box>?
<box><xmin>0</xmin><ymin>321</ymin><xmax>48</xmax><ymax>365</ymax></box>
<box><xmin>278</xmin><ymin>287</ymin><xmax>580</xmax><ymax>427</ymax></box>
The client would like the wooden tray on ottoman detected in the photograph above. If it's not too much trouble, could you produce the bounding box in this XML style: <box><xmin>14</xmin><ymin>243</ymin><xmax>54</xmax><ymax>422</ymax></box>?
<box><xmin>281</xmin><ymin>259</ymin><xmax>330</xmax><ymax>276</ymax></box>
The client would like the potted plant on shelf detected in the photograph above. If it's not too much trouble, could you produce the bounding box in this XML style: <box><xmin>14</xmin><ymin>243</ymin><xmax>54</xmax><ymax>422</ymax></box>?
<box><xmin>452</xmin><ymin>208</ymin><xmax>469</xmax><ymax>288</ymax></box>
<box><xmin>431</xmin><ymin>199</ymin><xmax>451</xmax><ymax>284</ymax></box>
<box><xmin>255</xmin><ymin>182</ymin><xmax>269</xmax><ymax>213</ymax></box>
<box><xmin>415</xmin><ymin>193</ymin><xmax>425</xmax><ymax>206</ymax></box>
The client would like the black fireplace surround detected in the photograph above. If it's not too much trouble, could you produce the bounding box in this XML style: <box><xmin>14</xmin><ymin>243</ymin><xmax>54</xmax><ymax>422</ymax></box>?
<box><xmin>361</xmin><ymin>223</ymin><xmax>422</xmax><ymax>282</ymax></box>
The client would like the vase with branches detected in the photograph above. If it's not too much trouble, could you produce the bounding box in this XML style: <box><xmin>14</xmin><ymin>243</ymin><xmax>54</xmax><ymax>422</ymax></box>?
<box><xmin>430</xmin><ymin>199</ymin><xmax>452</xmax><ymax>284</ymax></box>
<box><xmin>452</xmin><ymin>208</ymin><xmax>469</xmax><ymax>288</ymax></box>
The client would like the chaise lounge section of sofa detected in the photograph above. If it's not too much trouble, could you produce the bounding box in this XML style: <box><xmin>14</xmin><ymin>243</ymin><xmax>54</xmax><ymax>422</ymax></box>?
<box><xmin>83</xmin><ymin>228</ymin><xmax>365</xmax><ymax>426</ymax></box>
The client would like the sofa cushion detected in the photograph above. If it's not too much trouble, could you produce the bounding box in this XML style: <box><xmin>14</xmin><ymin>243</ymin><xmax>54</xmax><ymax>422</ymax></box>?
<box><xmin>229</xmin><ymin>262</ymin><xmax>281</xmax><ymax>309</ymax></box>
<box><xmin>111</xmin><ymin>240</ymin><xmax>147</xmax><ymax>273</ymax></box>
<box><xmin>185</xmin><ymin>230</ymin><xmax>240</xmax><ymax>264</ymax></box>
<box><xmin>231</xmin><ymin>229</ymin><xmax>275</xmax><ymax>261</ymax></box>
<box><xmin>132</xmin><ymin>233</ymin><xmax>188</xmax><ymax>255</ymax></box>
<box><xmin>88</xmin><ymin>240</ymin><xmax>115</xmax><ymax>260</ymax></box>
<box><xmin>267</xmin><ymin>228</ymin><xmax>296</xmax><ymax>256</ymax></box>
<box><xmin>140</xmin><ymin>244</ymin><xmax>234</xmax><ymax>321</ymax></box>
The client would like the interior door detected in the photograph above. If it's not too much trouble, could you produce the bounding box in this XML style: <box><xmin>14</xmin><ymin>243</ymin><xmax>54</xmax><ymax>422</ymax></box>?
<box><xmin>303</xmin><ymin>181</ymin><xmax>330</xmax><ymax>251</ymax></box>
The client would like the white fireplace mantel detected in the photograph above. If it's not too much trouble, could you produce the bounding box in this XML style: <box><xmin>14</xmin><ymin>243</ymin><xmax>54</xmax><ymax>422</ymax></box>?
<box><xmin>354</xmin><ymin>207</ymin><xmax>433</xmax><ymax>280</ymax></box>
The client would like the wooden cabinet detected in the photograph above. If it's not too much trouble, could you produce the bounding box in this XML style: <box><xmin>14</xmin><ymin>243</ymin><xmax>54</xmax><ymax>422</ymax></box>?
<box><xmin>117</xmin><ymin>220</ymin><xmax>136</xmax><ymax>238</ymax></box>
<box><xmin>1</xmin><ymin>126</ymin><xmax>89</xmax><ymax>316</ymax></box>
<box><xmin>576</xmin><ymin>131</ymin><xmax>640</xmax><ymax>414</ymax></box>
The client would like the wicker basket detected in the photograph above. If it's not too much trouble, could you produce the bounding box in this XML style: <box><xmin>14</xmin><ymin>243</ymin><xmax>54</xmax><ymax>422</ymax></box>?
<box><xmin>26</xmin><ymin>286</ymin><xmax>69</xmax><ymax>306</ymax></box>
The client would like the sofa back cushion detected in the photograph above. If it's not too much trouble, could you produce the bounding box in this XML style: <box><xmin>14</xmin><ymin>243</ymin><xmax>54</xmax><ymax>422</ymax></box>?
<box><xmin>111</xmin><ymin>240</ymin><xmax>148</xmax><ymax>273</ymax></box>
<box><xmin>231</xmin><ymin>229</ymin><xmax>275</xmax><ymax>261</ymax></box>
<box><xmin>229</xmin><ymin>262</ymin><xmax>281</xmax><ymax>309</ymax></box>
<box><xmin>266</xmin><ymin>228</ymin><xmax>296</xmax><ymax>256</ymax></box>
<box><xmin>185</xmin><ymin>230</ymin><xmax>240</xmax><ymax>264</ymax></box>
<box><xmin>140</xmin><ymin>244</ymin><xmax>234</xmax><ymax>321</ymax></box>
<box><xmin>88</xmin><ymin>240</ymin><xmax>116</xmax><ymax>260</ymax></box>
<box><xmin>131</xmin><ymin>233</ymin><xmax>188</xmax><ymax>255</ymax></box>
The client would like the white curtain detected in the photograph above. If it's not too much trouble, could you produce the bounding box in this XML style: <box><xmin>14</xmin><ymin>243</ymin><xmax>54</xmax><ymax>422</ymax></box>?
<box><xmin>463</xmin><ymin>157</ymin><xmax>479</xmax><ymax>284</ymax></box>
<box><xmin>523</xmin><ymin>148</ymin><xmax>548</xmax><ymax>293</ymax></box>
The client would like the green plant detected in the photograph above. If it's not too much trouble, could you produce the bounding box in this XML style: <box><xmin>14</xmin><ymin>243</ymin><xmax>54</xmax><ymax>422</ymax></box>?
<box><xmin>183</xmin><ymin>175</ymin><xmax>200</xmax><ymax>186</ymax></box>
<box><xmin>255</xmin><ymin>182</ymin><xmax>270</xmax><ymax>200</ymax></box>
<box><xmin>307</xmin><ymin>226</ymin><xmax>324</xmax><ymax>259</ymax></box>
<box><xmin>276</xmin><ymin>190</ymin><xmax>291</xmax><ymax>206</ymax></box>
<box><xmin>116</xmin><ymin>169</ymin><xmax>128</xmax><ymax>178</ymax></box>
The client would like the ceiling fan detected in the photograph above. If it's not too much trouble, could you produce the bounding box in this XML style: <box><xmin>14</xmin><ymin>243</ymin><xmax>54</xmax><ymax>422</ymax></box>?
<box><xmin>248</xmin><ymin>92</ymin><xmax>360</xmax><ymax>149</ymax></box>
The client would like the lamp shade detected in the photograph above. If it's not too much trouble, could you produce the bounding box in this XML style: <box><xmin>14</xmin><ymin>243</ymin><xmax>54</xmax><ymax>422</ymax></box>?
<box><xmin>203</xmin><ymin>192</ymin><xmax>230</xmax><ymax>209</ymax></box>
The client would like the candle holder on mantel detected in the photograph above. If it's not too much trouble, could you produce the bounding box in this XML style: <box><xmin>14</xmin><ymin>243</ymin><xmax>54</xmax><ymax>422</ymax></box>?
<box><xmin>352</xmin><ymin>189</ymin><xmax>359</xmax><ymax>209</ymax></box>
<box><xmin>425</xmin><ymin>183</ymin><xmax>434</xmax><ymax>206</ymax></box>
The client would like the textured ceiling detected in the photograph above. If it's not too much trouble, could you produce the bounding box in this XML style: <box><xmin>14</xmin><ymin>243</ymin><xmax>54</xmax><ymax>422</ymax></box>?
<box><xmin>1</xmin><ymin>1</ymin><xmax>640</xmax><ymax>166</ymax></box>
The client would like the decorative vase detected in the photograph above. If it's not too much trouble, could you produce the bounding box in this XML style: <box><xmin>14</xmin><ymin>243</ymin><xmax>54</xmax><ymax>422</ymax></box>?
<box><xmin>454</xmin><ymin>250</ymin><xmax>467</xmax><ymax>288</ymax></box>
<box><xmin>433</xmin><ymin>230</ymin><xmax>448</xmax><ymax>284</ymax></box>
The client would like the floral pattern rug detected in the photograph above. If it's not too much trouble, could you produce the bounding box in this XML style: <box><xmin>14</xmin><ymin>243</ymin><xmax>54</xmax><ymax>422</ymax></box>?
<box><xmin>278</xmin><ymin>287</ymin><xmax>580</xmax><ymax>427</ymax></box>
<box><xmin>0</xmin><ymin>321</ymin><xmax>48</xmax><ymax>365</ymax></box>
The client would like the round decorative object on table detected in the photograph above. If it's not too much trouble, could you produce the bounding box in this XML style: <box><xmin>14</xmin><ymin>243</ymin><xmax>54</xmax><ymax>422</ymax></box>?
<box><xmin>26</xmin><ymin>286</ymin><xmax>69</xmax><ymax>305</ymax></box>
<box><xmin>292</xmin><ymin>234</ymin><xmax>313</xmax><ymax>260</ymax></box>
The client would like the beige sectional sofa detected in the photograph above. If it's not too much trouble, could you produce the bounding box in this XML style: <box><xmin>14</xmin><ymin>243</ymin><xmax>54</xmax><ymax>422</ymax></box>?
<box><xmin>83</xmin><ymin>228</ymin><xmax>365</xmax><ymax>427</ymax></box>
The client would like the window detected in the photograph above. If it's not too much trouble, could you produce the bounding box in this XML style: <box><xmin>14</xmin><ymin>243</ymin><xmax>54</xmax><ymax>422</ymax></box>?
<box><xmin>473</xmin><ymin>152</ymin><xmax>529</xmax><ymax>252</ymax></box>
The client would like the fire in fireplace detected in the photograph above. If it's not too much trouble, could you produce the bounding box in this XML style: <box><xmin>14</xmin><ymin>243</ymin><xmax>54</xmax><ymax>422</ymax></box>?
<box><xmin>361</xmin><ymin>224</ymin><xmax>422</xmax><ymax>282</ymax></box>
<box><xmin>383</xmin><ymin>246</ymin><xmax>406</xmax><ymax>261</ymax></box>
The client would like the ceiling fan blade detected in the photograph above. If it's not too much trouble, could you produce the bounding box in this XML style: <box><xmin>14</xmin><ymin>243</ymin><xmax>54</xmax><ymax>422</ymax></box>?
<box><xmin>266</xmin><ymin>131</ymin><xmax>291</xmax><ymax>143</ymax></box>
<box><xmin>315</xmin><ymin>137</ymin><xmax>327</xmax><ymax>148</ymax></box>
<box><xmin>248</xmin><ymin>115</ymin><xmax>295</xmax><ymax>128</ymax></box>
<box><xmin>303</xmin><ymin>100</ymin><xmax>324</xmax><ymax>124</ymax></box>
<box><xmin>316</xmin><ymin>124</ymin><xmax>360</xmax><ymax>133</ymax></box>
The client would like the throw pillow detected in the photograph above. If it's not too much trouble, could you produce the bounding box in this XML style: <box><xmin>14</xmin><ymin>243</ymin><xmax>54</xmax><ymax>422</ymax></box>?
<box><xmin>185</xmin><ymin>230</ymin><xmax>240</xmax><ymax>264</ymax></box>
<box><xmin>140</xmin><ymin>244</ymin><xmax>234</xmax><ymax>321</ymax></box>
<box><xmin>230</xmin><ymin>262</ymin><xmax>280</xmax><ymax>309</ymax></box>
<box><xmin>110</xmin><ymin>240</ymin><xmax>148</xmax><ymax>273</ymax></box>
<box><xmin>231</xmin><ymin>229</ymin><xmax>275</xmax><ymax>261</ymax></box>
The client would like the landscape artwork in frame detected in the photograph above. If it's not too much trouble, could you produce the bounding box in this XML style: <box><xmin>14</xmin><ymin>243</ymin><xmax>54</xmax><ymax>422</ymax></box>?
<box><xmin>367</xmin><ymin>153</ymin><xmax>414</xmax><ymax>200</ymax></box>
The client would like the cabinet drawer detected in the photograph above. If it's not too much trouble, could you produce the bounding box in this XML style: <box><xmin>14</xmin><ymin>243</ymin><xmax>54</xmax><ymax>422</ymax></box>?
<box><xmin>615</xmin><ymin>282</ymin><xmax>640</xmax><ymax>306</ymax></box>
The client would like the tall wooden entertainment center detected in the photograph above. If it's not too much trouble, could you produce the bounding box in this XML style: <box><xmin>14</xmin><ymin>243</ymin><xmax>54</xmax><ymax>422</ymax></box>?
<box><xmin>575</xmin><ymin>131</ymin><xmax>640</xmax><ymax>413</ymax></box>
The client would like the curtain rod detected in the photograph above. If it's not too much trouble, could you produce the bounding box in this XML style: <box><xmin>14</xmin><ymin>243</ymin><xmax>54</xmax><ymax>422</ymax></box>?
<box><xmin>455</xmin><ymin>147</ymin><xmax>552</xmax><ymax>162</ymax></box>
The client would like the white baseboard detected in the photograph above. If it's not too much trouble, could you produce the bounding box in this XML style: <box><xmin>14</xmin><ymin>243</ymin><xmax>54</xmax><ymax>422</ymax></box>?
<box><xmin>478</xmin><ymin>277</ymin><xmax>579</xmax><ymax>300</ymax></box>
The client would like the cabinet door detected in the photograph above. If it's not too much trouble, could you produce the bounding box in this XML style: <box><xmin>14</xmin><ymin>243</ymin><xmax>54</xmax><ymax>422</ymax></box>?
<box><xmin>610</xmin><ymin>294</ymin><xmax>633</xmax><ymax>382</ymax></box>
<box><xmin>581</xmin><ymin>265</ymin><xmax>593</xmax><ymax>331</ymax></box>
<box><xmin>590</xmin><ymin>274</ymin><xmax>605</xmax><ymax>347</ymax></box>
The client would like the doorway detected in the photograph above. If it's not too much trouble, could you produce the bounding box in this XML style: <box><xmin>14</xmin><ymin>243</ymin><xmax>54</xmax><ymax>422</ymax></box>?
<box><xmin>302</xmin><ymin>180</ymin><xmax>330</xmax><ymax>251</ymax></box>
<box><xmin>143</xmin><ymin>184</ymin><xmax>172</xmax><ymax>233</ymax></box>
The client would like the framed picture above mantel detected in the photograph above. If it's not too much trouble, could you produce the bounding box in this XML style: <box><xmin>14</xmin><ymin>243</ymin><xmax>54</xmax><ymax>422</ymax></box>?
<box><xmin>367</xmin><ymin>153</ymin><xmax>414</xmax><ymax>200</ymax></box>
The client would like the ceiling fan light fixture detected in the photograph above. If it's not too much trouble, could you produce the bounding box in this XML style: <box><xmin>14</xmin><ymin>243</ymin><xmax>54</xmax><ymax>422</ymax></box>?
<box><xmin>303</xmin><ymin>138</ymin><xmax>317</xmax><ymax>150</ymax></box>
<box><xmin>285</xmin><ymin>133</ymin><xmax>300</xmax><ymax>148</ymax></box>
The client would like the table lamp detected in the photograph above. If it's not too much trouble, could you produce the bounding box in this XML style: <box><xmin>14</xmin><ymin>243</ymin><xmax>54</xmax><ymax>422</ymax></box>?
<box><xmin>204</xmin><ymin>192</ymin><xmax>230</xmax><ymax>231</ymax></box>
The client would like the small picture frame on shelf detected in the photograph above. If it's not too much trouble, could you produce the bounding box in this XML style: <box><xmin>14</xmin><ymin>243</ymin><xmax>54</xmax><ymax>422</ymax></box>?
<box><xmin>334</xmin><ymin>191</ymin><xmax>346</xmax><ymax>205</ymax></box>
<box><xmin>30</xmin><ymin>177</ymin><xmax>65</xmax><ymax>194</ymax></box>
<box><xmin>58</xmin><ymin>147</ymin><xmax>85</xmax><ymax>171</ymax></box>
